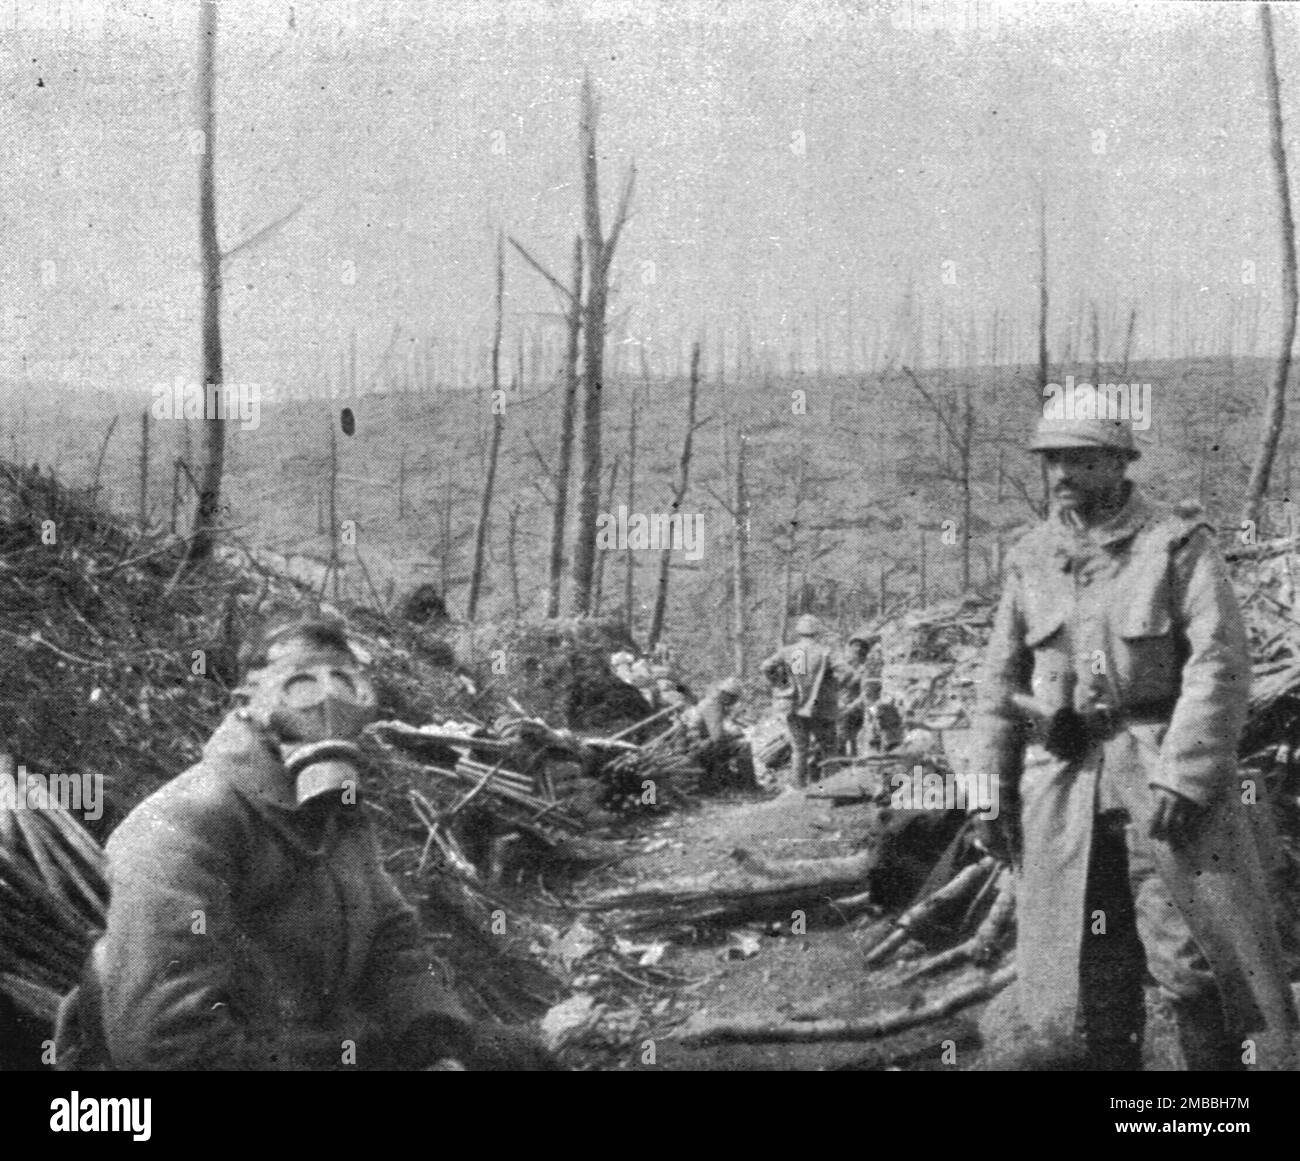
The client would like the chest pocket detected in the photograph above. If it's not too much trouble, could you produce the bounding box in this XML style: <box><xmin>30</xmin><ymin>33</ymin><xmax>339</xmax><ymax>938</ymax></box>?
<box><xmin>1017</xmin><ymin>575</ymin><xmax>1073</xmax><ymax>709</ymax></box>
<box><xmin>1019</xmin><ymin>571</ymin><xmax>1069</xmax><ymax>648</ymax></box>
<box><xmin>1113</xmin><ymin>547</ymin><xmax>1181</xmax><ymax>705</ymax></box>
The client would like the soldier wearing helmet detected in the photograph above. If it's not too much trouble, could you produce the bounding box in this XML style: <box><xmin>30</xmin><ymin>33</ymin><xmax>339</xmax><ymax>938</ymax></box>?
<box><xmin>760</xmin><ymin>614</ymin><xmax>839</xmax><ymax>787</ymax></box>
<box><xmin>970</xmin><ymin>412</ymin><xmax>1298</xmax><ymax>1070</ymax></box>
<box><xmin>837</xmin><ymin>627</ymin><xmax>884</xmax><ymax>756</ymax></box>
<box><xmin>683</xmin><ymin>677</ymin><xmax>755</xmax><ymax>790</ymax></box>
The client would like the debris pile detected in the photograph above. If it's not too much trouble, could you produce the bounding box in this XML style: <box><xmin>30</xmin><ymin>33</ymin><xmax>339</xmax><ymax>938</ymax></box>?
<box><xmin>877</xmin><ymin>595</ymin><xmax>994</xmax><ymax>727</ymax></box>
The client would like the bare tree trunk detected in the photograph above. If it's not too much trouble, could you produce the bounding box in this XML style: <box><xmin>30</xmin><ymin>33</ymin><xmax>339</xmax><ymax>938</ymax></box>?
<box><xmin>188</xmin><ymin>0</ymin><xmax>223</xmax><ymax>566</ymax></box>
<box><xmin>594</xmin><ymin>454</ymin><xmax>620</xmax><ymax>615</ymax></box>
<box><xmin>171</xmin><ymin>459</ymin><xmax>181</xmax><ymax>533</ymax></box>
<box><xmin>439</xmin><ymin>461</ymin><xmax>454</xmax><ymax>599</ymax></box>
<box><xmin>507</xmin><ymin>500</ymin><xmax>523</xmax><ymax>617</ymax></box>
<box><xmin>961</xmin><ymin>388</ymin><xmax>973</xmax><ymax>591</ymax></box>
<box><xmin>732</xmin><ymin>423</ymin><xmax>749</xmax><ymax>677</ymax></box>
<box><xmin>138</xmin><ymin>407</ymin><xmax>150</xmax><ymax>532</ymax></box>
<box><xmin>326</xmin><ymin>417</ymin><xmax>340</xmax><ymax>602</ymax></box>
<box><xmin>625</xmin><ymin>352</ymin><xmax>645</xmax><ymax>634</ymax></box>
<box><xmin>467</xmin><ymin>232</ymin><xmax>505</xmax><ymax>621</ymax></box>
<box><xmin>511</xmin><ymin>234</ymin><xmax>584</xmax><ymax>619</ymax></box>
<box><xmin>551</xmin><ymin>237</ymin><xmax>582</xmax><ymax>617</ymax></box>
<box><xmin>572</xmin><ymin>74</ymin><xmax>635</xmax><ymax>616</ymax></box>
<box><xmin>918</xmin><ymin>528</ymin><xmax>928</xmax><ymax>608</ymax></box>
<box><xmin>1036</xmin><ymin>189</ymin><xmax>1051</xmax><ymax>511</ymax></box>
<box><xmin>573</xmin><ymin>112</ymin><xmax>607</xmax><ymax>615</ymax></box>
<box><xmin>647</xmin><ymin>343</ymin><xmax>700</xmax><ymax>651</ymax></box>
<box><xmin>1120</xmin><ymin>306</ymin><xmax>1138</xmax><ymax>380</ymax></box>
<box><xmin>779</xmin><ymin>452</ymin><xmax>807</xmax><ymax>644</ymax></box>
<box><xmin>1089</xmin><ymin>300</ymin><xmax>1101</xmax><ymax>387</ymax></box>
<box><xmin>1244</xmin><ymin>2</ymin><xmax>1299</xmax><ymax>530</ymax></box>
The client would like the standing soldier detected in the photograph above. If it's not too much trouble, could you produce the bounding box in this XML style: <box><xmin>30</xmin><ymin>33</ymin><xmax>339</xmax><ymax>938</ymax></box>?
<box><xmin>970</xmin><ymin>413</ymin><xmax>1298</xmax><ymax>1070</ymax></box>
<box><xmin>761</xmin><ymin>614</ymin><xmax>839</xmax><ymax>787</ymax></box>
<box><xmin>836</xmin><ymin>628</ymin><xmax>883</xmax><ymax>756</ymax></box>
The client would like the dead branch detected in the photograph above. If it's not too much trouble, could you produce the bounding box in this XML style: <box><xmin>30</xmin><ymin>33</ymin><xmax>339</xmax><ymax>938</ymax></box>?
<box><xmin>677</xmin><ymin>966</ymin><xmax>1015</xmax><ymax>1046</ymax></box>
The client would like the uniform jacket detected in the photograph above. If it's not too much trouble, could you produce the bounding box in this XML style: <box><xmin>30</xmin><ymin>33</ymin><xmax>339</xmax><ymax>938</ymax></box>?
<box><xmin>685</xmin><ymin>694</ymin><xmax>737</xmax><ymax>744</ymax></box>
<box><xmin>91</xmin><ymin>712</ymin><xmax>469</xmax><ymax>1070</ymax></box>
<box><xmin>839</xmin><ymin>648</ymin><xmax>883</xmax><ymax>710</ymax></box>
<box><xmin>760</xmin><ymin>639</ymin><xmax>839</xmax><ymax>720</ymax></box>
<box><xmin>969</xmin><ymin>487</ymin><xmax>1297</xmax><ymax>1041</ymax></box>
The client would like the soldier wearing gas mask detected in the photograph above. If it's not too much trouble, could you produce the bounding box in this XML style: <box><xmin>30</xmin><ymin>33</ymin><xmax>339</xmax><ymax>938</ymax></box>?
<box><xmin>66</xmin><ymin>615</ymin><xmax>555</xmax><ymax>1071</ymax></box>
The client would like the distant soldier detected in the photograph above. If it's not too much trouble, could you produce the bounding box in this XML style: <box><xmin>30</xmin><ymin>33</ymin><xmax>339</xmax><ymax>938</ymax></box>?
<box><xmin>970</xmin><ymin>413</ymin><xmax>1298</xmax><ymax>1070</ymax></box>
<box><xmin>650</xmin><ymin>661</ymin><xmax>690</xmax><ymax>709</ymax></box>
<box><xmin>610</xmin><ymin>651</ymin><xmax>636</xmax><ymax>687</ymax></box>
<box><xmin>685</xmin><ymin>677</ymin><xmax>745</xmax><ymax>745</ymax></box>
<box><xmin>760</xmin><ymin>614</ymin><xmax>839</xmax><ymax>787</ymax></box>
<box><xmin>868</xmin><ymin>699</ymin><xmax>905</xmax><ymax>753</ymax></box>
<box><xmin>683</xmin><ymin>677</ymin><xmax>755</xmax><ymax>790</ymax></box>
<box><xmin>627</xmin><ymin>658</ymin><xmax>658</xmax><ymax>709</ymax></box>
<box><xmin>836</xmin><ymin>628</ymin><xmax>883</xmax><ymax>755</ymax></box>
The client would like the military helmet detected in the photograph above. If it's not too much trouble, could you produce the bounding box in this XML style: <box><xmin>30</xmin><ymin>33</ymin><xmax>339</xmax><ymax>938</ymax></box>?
<box><xmin>794</xmin><ymin>614</ymin><xmax>823</xmax><ymax>637</ymax></box>
<box><xmin>847</xmin><ymin>626</ymin><xmax>879</xmax><ymax>647</ymax></box>
<box><xmin>714</xmin><ymin>677</ymin><xmax>743</xmax><ymax>700</ymax></box>
<box><xmin>1028</xmin><ymin>413</ymin><xmax>1139</xmax><ymax>458</ymax></box>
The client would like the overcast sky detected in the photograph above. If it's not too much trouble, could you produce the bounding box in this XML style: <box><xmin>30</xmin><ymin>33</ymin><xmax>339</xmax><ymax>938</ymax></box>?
<box><xmin>1</xmin><ymin>0</ymin><xmax>1295</xmax><ymax>394</ymax></box>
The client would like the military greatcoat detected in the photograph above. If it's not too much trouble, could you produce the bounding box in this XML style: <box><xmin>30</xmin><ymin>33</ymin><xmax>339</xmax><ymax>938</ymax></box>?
<box><xmin>971</xmin><ymin>487</ymin><xmax>1297</xmax><ymax>1049</ymax></box>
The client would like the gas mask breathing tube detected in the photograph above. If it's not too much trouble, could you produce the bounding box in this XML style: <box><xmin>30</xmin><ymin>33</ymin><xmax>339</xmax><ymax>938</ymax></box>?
<box><xmin>238</xmin><ymin>648</ymin><xmax>379</xmax><ymax>807</ymax></box>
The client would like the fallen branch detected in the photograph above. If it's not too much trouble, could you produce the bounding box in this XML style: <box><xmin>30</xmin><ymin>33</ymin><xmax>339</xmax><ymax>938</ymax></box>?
<box><xmin>897</xmin><ymin>867</ymin><xmax>1014</xmax><ymax>983</ymax></box>
<box><xmin>864</xmin><ymin>856</ymin><xmax>995</xmax><ymax>966</ymax></box>
<box><xmin>677</xmin><ymin>966</ymin><xmax>1015</xmax><ymax>1046</ymax></box>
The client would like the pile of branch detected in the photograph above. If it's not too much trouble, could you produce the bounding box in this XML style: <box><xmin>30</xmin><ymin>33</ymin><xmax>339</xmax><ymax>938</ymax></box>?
<box><xmin>371</xmin><ymin>704</ymin><xmax>717</xmax><ymax>881</ymax></box>
<box><xmin>369</xmin><ymin>722</ymin><xmax>623</xmax><ymax>873</ymax></box>
<box><xmin>0</xmin><ymin>805</ymin><xmax>106</xmax><ymax>1022</ymax></box>
<box><xmin>594</xmin><ymin>717</ymin><xmax>705</xmax><ymax>809</ymax></box>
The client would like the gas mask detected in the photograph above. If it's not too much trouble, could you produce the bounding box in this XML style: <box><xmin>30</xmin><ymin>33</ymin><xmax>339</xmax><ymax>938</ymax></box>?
<box><xmin>239</xmin><ymin>649</ymin><xmax>378</xmax><ymax>806</ymax></box>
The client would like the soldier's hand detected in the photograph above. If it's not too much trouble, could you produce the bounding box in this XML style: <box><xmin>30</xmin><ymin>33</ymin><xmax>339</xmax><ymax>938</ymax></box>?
<box><xmin>1043</xmin><ymin>708</ymin><xmax>1091</xmax><ymax>763</ymax></box>
<box><xmin>1148</xmin><ymin>787</ymin><xmax>1204</xmax><ymax>846</ymax></box>
<box><xmin>971</xmin><ymin>814</ymin><xmax>1016</xmax><ymax>863</ymax></box>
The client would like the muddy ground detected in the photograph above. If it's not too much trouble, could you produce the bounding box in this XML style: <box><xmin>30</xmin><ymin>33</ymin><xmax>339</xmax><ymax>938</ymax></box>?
<box><xmin>557</xmin><ymin>767</ymin><xmax>1272</xmax><ymax>1072</ymax></box>
<box><xmin>557</xmin><ymin>779</ymin><xmax>993</xmax><ymax>1071</ymax></box>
